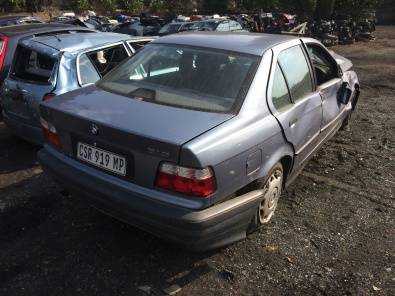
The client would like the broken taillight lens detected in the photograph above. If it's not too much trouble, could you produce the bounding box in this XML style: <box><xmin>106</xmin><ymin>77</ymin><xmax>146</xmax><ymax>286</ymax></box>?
<box><xmin>40</xmin><ymin>117</ymin><xmax>61</xmax><ymax>149</ymax></box>
<box><xmin>155</xmin><ymin>162</ymin><xmax>216</xmax><ymax>198</ymax></box>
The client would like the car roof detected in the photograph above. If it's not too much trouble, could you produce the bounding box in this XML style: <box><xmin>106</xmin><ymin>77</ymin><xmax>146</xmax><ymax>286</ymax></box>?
<box><xmin>28</xmin><ymin>32</ymin><xmax>133</xmax><ymax>53</ymax></box>
<box><xmin>0</xmin><ymin>23</ymin><xmax>91</xmax><ymax>37</ymax></box>
<box><xmin>153</xmin><ymin>32</ymin><xmax>297</xmax><ymax>56</ymax></box>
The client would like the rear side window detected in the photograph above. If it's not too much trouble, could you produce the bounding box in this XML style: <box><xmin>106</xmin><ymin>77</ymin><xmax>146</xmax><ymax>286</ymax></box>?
<box><xmin>128</xmin><ymin>41</ymin><xmax>150</xmax><ymax>53</ymax></box>
<box><xmin>278</xmin><ymin>45</ymin><xmax>313</xmax><ymax>102</ymax></box>
<box><xmin>12</xmin><ymin>46</ymin><xmax>56</xmax><ymax>83</ymax></box>
<box><xmin>271</xmin><ymin>64</ymin><xmax>292</xmax><ymax>111</ymax></box>
<box><xmin>78</xmin><ymin>54</ymin><xmax>100</xmax><ymax>85</ymax></box>
<box><xmin>78</xmin><ymin>44</ymin><xmax>129</xmax><ymax>85</ymax></box>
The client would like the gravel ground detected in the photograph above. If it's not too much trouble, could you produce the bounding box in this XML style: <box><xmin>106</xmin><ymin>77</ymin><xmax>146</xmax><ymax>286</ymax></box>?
<box><xmin>0</xmin><ymin>26</ymin><xmax>394</xmax><ymax>296</ymax></box>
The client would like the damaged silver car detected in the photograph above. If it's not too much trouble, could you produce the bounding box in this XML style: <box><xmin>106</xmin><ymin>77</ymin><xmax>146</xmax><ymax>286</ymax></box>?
<box><xmin>38</xmin><ymin>32</ymin><xmax>359</xmax><ymax>250</ymax></box>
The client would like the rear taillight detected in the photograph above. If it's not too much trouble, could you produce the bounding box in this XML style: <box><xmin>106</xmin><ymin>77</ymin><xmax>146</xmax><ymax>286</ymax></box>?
<box><xmin>155</xmin><ymin>162</ymin><xmax>216</xmax><ymax>198</ymax></box>
<box><xmin>42</xmin><ymin>93</ymin><xmax>56</xmax><ymax>101</ymax></box>
<box><xmin>0</xmin><ymin>35</ymin><xmax>9</xmax><ymax>71</ymax></box>
<box><xmin>40</xmin><ymin>117</ymin><xmax>62</xmax><ymax>149</ymax></box>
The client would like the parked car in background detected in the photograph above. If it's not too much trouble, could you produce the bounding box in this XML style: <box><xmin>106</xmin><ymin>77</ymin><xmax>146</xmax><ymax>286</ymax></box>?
<box><xmin>38</xmin><ymin>32</ymin><xmax>359</xmax><ymax>250</ymax></box>
<box><xmin>52</xmin><ymin>15</ymin><xmax>117</xmax><ymax>32</ymax></box>
<box><xmin>197</xmin><ymin>19</ymin><xmax>246</xmax><ymax>32</ymax></box>
<box><xmin>158</xmin><ymin>22</ymin><xmax>200</xmax><ymax>36</ymax></box>
<box><xmin>1</xmin><ymin>32</ymin><xmax>154</xmax><ymax>144</ymax></box>
<box><xmin>112</xmin><ymin>20</ymin><xmax>160</xmax><ymax>36</ymax></box>
<box><xmin>0</xmin><ymin>15</ymin><xmax>43</xmax><ymax>27</ymax></box>
<box><xmin>50</xmin><ymin>17</ymin><xmax>97</xmax><ymax>30</ymax></box>
<box><xmin>86</xmin><ymin>16</ymin><xmax>116</xmax><ymax>32</ymax></box>
<box><xmin>0</xmin><ymin>23</ymin><xmax>95</xmax><ymax>114</ymax></box>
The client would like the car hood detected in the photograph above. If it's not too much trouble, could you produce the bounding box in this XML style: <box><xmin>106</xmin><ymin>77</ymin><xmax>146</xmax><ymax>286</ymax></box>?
<box><xmin>330</xmin><ymin>51</ymin><xmax>353</xmax><ymax>72</ymax></box>
<box><xmin>43</xmin><ymin>85</ymin><xmax>235</xmax><ymax>146</ymax></box>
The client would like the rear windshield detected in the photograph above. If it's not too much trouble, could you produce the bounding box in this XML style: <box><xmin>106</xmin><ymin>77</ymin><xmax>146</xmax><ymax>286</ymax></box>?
<box><xmin>12</xmin><ymin>45</ymin><xmax>56</xmax><ymax>83</ymax></box>
<box><xmin>97</xmin><ymin>44</ymin><xmax>259</xmax><ymax>113</ymax></box>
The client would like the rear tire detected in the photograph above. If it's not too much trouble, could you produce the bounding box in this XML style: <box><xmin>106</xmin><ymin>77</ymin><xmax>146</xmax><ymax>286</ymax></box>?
<box><xmin>248</xmin><ymin>163</ymin><xmax>283</xmax><ymax>233</ymax></box>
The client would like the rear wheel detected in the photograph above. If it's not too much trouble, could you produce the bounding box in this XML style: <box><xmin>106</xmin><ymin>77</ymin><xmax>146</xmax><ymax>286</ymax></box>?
<box><xmin>248</xmin><ymin>163</ymin><xmax>283</xmax><ymax>232</ymax></box>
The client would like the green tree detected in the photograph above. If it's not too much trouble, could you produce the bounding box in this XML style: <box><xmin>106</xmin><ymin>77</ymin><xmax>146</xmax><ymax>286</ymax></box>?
<box><xmin>149</xmin><ymin>0</ymin><xmax>166</xmax><ymax>12</ymax></box>
<box><xmin>316</xmin><ymin>0</ymin><xmax>336</xmax><ymax>19</ymax></box>
<box><xmin>202</xmin><ymin>0</ymin><xmax>229</xmax><ymax>14</ymax></box>
<box><xmin>117</xmin><ymin>0</ymin><xmax>144</xmax><ymax>13</ymax></box>
<box><xmin>334</xmin><ymin>0</ymin><xmax>380</xmax><ymax>19</ymax></box>
<box><xmin>0</xmin><ymin>0</ymin><xmax>25</xmax><ymax>12</ymax></box>
<box><xmin>99</xmin><ymin>0</ymin><xmax>117</xmax><ymax>12</ymax></box>
<box><xmin>69</xmin><ymin>0</ymin><xmax>91</xmax><ymax>12</ymax></box>
<box><xmin>241</xmin><ymin>0</ymin><xmax>279</xmax><ymax>12</ymax></box>
<box><xmin>279</xmin><ymin>0</ymin><xmax>317</xmax><ymax>18</ymax></box>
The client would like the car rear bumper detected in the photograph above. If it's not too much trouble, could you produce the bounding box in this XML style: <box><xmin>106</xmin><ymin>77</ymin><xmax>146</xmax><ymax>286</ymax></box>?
<box><xmin>38</xmin><ymin>147</ymin><xmax>263</xmax><ymax>251</ymax></box>
<box><xmin>3</xmin><ymin>111</ymin><xmax>43</xmax><ymax>145</ymax></box>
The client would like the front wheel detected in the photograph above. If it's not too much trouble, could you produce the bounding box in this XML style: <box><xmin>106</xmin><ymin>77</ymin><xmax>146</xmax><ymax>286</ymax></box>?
<box><xmin>248</xmin><ymin>163</ymin><xmax>283</xmax><ymax>232</ymax></box>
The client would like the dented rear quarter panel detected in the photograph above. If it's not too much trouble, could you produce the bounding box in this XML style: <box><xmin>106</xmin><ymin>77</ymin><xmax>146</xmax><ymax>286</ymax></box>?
<box><xmin>181</xmin><ymin>50</ymin><xmax>294</xmax><ymax>205</ymax></box>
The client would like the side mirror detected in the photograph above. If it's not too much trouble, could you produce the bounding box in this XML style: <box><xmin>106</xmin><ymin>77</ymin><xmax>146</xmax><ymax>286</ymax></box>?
<box><xmin>338</xmin><ymin>82</ymin><xmax>352</xmax><ymax>105</ymax></box>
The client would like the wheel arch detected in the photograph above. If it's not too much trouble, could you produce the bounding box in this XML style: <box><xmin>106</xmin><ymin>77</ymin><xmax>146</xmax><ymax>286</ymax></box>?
<box><xmin>237</xmin><ymin>144</ymin><xmax>294</xmax><ymax>195</ymax></box>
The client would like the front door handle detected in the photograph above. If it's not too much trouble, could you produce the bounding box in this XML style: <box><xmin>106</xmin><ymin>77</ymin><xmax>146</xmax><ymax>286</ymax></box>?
<box><xmin>289</xmin><ymin>118</ymin><xmax>298</xmax><ymax>128</ymax></box>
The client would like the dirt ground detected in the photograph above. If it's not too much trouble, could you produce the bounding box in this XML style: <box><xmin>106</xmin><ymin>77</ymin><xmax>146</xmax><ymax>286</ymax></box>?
<box><xmin>0</xmin><ymin>27</ymin><xmax>394</xmax><ymax>296</ymax></box>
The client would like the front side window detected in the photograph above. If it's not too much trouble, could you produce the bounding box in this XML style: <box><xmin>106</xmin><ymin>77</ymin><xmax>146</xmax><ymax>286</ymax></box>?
<box><xmin>12</xmin><ymin>45</ymin><xmax>56</xmax><ymax>83</ymax></box>
<box><xmin>78</xmin><ymin>44</ymin><xmax>129</xmax><ymax>85</ymax></box>
<box><xmin>306</xmin><ymin>44</ymin><xmax>338</xmax><ymax>85</ymax></box>
<box><xmin>271</xmin><ymin>63</ymin><xmax>292</xmax><ymax>112</ymax></box>
<box><xmin>97</xmin><ymin>44</ymin><xmax>259</xmax><ymax>113</ymax></box>
<box><xmin>278</xmin><ymin>45</ymin><xmax>313</xmax><ymax>102</ymax></box>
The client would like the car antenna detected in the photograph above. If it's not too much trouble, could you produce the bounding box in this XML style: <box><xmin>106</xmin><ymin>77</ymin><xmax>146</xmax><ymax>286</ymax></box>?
<box><xmin>54</xmin><ymin>34</ymin><xmax>61</xmax><ymax>42</ymax></box>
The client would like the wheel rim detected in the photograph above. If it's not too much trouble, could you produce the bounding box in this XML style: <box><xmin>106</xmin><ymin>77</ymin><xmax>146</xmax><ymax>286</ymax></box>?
<box><xmin>259</xmin><ymin>169</ymin><xmax>283</xmax><ymax>224</ymax></box>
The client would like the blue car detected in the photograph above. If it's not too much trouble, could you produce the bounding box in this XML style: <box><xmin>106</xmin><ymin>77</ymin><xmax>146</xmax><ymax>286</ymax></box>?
<box><xmin>38</xmin><ymin>32</ymin><xmax>359</xmax><ymax>250</ymax></box>
<box><xmin>1</xmin><ymin>32</ymin><xmax>154</xmax><ymax>144</ymax></box>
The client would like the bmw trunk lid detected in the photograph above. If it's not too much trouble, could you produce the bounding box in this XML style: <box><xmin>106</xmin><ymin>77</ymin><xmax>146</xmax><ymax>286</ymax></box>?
<box><xmin>40</xmin><ymin>85</ymin><xmax>234</xmax><ymax>186</ymax></box>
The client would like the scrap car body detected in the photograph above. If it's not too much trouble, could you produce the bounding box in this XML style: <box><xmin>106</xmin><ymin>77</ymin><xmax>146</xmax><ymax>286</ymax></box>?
<box><xmin>38</xmin><ymin>32</ymin><xmax>359</xmax><ymax>250</ymax></box>
<box><xmin>1</xmin><ymin>31</ymin><xmax>154</xmax><ymax>144</ymax></box>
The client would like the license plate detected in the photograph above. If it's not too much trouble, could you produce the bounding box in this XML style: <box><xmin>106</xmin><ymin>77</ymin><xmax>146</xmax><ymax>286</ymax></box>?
<box><xmin>77</xmin><ymin>142</ymin><xmax>127</xmax><ymax>176</ymax></box>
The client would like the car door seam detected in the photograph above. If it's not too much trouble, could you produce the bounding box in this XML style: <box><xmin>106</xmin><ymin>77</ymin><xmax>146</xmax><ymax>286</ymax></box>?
<box><xmin>320</xmin><ymin>105</ymin><xmax>350</xmax><ymax>132</ymax></box>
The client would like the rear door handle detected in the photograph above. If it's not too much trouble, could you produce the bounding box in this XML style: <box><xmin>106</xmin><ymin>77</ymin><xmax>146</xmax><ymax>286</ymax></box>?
<box><xmin>289</xmin><ymin>118</ymin><xmax>298</xmax><ymax>128</ymax></box>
